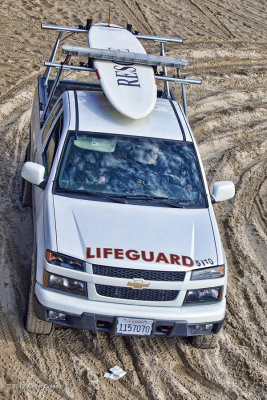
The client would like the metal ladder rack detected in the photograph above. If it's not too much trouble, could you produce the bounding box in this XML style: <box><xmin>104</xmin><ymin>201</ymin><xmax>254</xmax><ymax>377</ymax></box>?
<box><xmin>41</xmin><ymin>21</ymin><xmax>201</xmax><ymax>122</ymax></box>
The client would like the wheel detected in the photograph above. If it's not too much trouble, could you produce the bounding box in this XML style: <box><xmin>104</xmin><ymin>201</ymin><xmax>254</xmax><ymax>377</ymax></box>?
<box><xmin>25</xmin><ymin>252</ymin><xmax>52</xmax><ymax>334</ymax></box>
<box><xmin>189</xmin><ymin>334</ymin><xmax>219</xmax><ymax>349</ymax></box>
<box><xmin>21</xmin><ymin>178</ymin><xmax>32</xmax><ymax>207</ymax></box>
<box><xmin>25</xmin><ymin>288</ymin><xmax>52</xmax><ymax>334</ymax></box>
<box><xmin>21</xmin><ymin>142</ymin><xmax>32</xmax><ymax>207</ymax></box>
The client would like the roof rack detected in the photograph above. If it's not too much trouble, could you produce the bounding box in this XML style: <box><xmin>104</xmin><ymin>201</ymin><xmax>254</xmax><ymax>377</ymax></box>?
<box><xmin>62</xmin><ymin>45</ymin><xmax>188</xmax><ymax>69</ymax></box>
<box><xmin>42</xmin><ymin>23</ymin><xmax>184</xmax><ymax>43</ymax></box>
<box><xmin>41</xmin><ymin>21</ymin><xmax>201</xmax><ymax>121</ymax></box>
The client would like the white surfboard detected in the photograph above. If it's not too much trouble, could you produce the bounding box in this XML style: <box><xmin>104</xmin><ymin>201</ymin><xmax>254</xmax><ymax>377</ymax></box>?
<box><xmin>88</xmin><ymin>23</ymin><xmax>157</xmax><ymax>120</ymax></box>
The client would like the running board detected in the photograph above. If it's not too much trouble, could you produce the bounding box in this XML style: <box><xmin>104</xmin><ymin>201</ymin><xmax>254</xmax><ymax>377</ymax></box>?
<box><xmin>62</xmin><ymin>45</ymin><xmax>188</xmax><ymax>69</ymax></box>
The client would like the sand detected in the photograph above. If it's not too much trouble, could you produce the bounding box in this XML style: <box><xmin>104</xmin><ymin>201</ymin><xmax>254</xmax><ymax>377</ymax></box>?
<box><xmin>0</xmin><ymin>0</ymin><xmax>266</xmax><ymax>399</ymax></box>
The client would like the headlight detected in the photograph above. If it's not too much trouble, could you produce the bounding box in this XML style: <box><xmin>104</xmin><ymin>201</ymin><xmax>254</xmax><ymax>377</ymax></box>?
<box><xmin>44</xmin><ymin>270</ymin><xmax>87</xmax><ymax>297</ymax></box>
<box><xmin>183</xmin><ymin>286</ymin><xmax>223</xmax><ymax>304</ymax></box>
<box><xmin>45</xmin><ymin>250</ymin><xmax>86</xmax><ymax>271</ymax></box>
<box><xmin>191</xmin><ymin>265</ymin><xmax>225</xmax><ymax>280</ymax></box>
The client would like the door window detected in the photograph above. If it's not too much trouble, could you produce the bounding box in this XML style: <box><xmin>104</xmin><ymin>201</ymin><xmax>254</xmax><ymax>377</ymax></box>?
<box><xmin>42</xmin><ymin>100</ymin><xmax>63</xmax><ymax>144</ymax></box>
<box><xmin>43</xmin><ymin>113</ymin><xmax>64</xmax><ymax>177</ymax></box>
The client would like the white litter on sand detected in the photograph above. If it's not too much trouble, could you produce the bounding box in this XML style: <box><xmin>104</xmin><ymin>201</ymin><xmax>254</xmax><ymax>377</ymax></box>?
<box><xmin>104</xmin><ymin>366</ymin><xmax>126</xmax><ymax>380</ymax></box>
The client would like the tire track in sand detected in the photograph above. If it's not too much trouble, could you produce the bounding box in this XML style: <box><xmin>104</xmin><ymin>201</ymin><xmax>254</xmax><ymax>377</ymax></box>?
<box><xmin>0</xmin><ymin>1</ymin><xmax>266</xmax><ymax>399</ymax></box>
<box><xmin>114</xmin><ymin>0</ymin><xmax>155</xmax><ymax>35</ymax></box>
<box><xmin>182</xmin><ymin>0</ymin><xmax>234</xmax><ymax>39</ymax></box>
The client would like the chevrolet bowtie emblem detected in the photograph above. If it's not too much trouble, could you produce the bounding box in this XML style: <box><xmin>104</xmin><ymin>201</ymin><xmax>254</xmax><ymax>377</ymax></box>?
<box><xmin>127</xmin><ymin>279</ymin><xmax>150</xmax><ymax>290</ymax></box>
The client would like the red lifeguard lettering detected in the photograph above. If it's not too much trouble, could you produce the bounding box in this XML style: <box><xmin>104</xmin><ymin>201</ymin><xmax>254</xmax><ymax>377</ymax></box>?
<box><xmin>141</xmin><ymin>251</ymin><xmax>154</xmax><ymax>262</ymax></box>
<box><xmin>86</xmin><ymin>247</ymin><xmax>193</xmax><ymax>266</ymax></box>
<box><xmin>114</xmin><ymin>248</ymin><xmax>124</xmax><ymax>259</ymax></box>
<box><xmin>86</xmin><ymin>248</ymin><xmax>95</xmax><ymax>258</ymax></box>
<box><xmin>103</xmin><ymin>248</ymin><xmax>113</xmax><ymax>258</ymax></box>
<box><xmin>126</xmin><ymin>250</ymin><xmax>140</xmax><ymax>260</ymax></box>
<box><xmin>170</xmin><ymin>254</ymin><xmax>181</xmax><ymax>265</ymax></box>
<box><xmin>155</xmin><ymin>253</ymin><xmax>169</xmax><ymax>264</ymax></box>
<box><xmin>182</xmin><ymin>256</ymin><xmax>194</xmax><ymax>267</ymax></box>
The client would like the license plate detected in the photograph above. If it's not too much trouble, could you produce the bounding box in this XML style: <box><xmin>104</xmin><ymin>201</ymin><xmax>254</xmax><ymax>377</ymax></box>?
<box><xmin>116</xmin><ymin>317</ymin><xmax>153</xmax><ymax>336</ymax></box>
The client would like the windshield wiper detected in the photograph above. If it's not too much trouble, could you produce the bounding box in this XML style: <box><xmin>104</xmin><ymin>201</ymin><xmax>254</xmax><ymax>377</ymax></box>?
<box><xmin>124</xmin><ymin>194</ymin><xmax>185</xmax><ymax>208</ymax></box>
<box><xmin>58</xmin><ymin>189</ymin><xmax>126</xmax><ymax>204</ymax></box>
<box><xmin>58</xmin><ymin>189</ymin><xmax>186</xmax><ymax>207</ymax></box>
<box><xmin>160</xmin><ymin>199</ymin><xmax>185</xmax><ymax>208</ymax></box>
<box><xmin>123</xmin><ymin>195</ymin><xmax>169</xmax><ymax>200</ymax></box>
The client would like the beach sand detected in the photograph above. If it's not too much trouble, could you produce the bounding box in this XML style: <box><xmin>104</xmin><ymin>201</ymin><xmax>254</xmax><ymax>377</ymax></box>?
<box><xmin>0</xmin><ymin>1</ymin><xmax>266</xmax><ymax>399</ymax></box>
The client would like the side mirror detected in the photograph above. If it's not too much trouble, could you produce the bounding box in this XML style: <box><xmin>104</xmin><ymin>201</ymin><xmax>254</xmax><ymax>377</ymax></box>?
<box><xmin>212</xmin><ymin>181</ymin><xmax>235</xmax><ymax>202</ymax></box>
<box><xmin>21</xmin><ymin>162</ymin><xmax>45</xmax><ymax>186</ymax></box>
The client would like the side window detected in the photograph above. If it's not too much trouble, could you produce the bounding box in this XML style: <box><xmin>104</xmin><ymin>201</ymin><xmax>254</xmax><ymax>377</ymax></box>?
<box><xmin>42</xmin><ymin>100</ymin><xmax>63</xmax><ymax>144</ymax></box>
<box><xmin>43</xmin><ymin>113</ymin><xmax>64</xmax><ymax>176</ymax></box>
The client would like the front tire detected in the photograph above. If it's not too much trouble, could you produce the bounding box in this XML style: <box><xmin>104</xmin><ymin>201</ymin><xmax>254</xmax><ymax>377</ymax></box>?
<box><xmin>21</xmin><ymin>142</ymin><xmax>32</xmax><ymax>207</ymax></box>
<box><xmin>25</xmin><ymin>253</ymin><xmax>52</xmax><ymax>334</ymax></box>
<box><xmin>189</xmin><ymin>334</ymin><xmax>219</xmax><ymax>349</ymax></box>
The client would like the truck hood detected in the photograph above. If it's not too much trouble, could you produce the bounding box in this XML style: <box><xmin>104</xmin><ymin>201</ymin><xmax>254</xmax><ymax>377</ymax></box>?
<box><xmin>53</xmin><ymin>195</ymin><xmax>218</xmax><ymax>271</ymax></box>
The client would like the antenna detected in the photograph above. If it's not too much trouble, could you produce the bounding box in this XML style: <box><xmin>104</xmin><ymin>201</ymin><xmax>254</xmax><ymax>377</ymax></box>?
<box><xmin>108</xmin><ymin>5</ymin><xmax>111</xmax><ymax>27</ymax></box>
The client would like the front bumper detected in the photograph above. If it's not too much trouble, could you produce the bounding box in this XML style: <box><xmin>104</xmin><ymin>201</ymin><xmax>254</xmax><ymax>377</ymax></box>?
<box><xmin>34</xmin><ymin>283</ymin><xmax>225</xmax><ymax>337</ymax></box>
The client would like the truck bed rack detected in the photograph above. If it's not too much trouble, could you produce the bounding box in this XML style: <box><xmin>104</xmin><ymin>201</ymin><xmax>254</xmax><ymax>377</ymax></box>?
<box><xmin>41</xmin><ymin>20</ymin><xmax>202</xmax><ymax>122</ymax></box>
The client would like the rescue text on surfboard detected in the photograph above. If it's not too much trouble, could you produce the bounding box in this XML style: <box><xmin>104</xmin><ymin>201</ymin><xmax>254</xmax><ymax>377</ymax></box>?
<box><xmin>114</xmin><ymin>66</ymin><xmax>141</xmax><ymax>87</ymax></box>
<box><xmin>86</xmin><ymin>247</ymin><xmax>194</xmax><ymax>266</ymax></box>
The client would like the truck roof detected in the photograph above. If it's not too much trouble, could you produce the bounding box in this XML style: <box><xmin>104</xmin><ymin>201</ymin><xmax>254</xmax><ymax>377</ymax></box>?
<box><xmin>67</xmin><ymin>91</ymin><xmax>192</xmax><ymax>142</ymax></box>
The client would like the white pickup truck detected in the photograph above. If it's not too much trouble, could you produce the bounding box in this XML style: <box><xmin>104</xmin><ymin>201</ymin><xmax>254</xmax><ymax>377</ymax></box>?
<box><xmin>21</xmin><ymin>21</ymin><xmax>235</xmax><ymax>348</ymax></box>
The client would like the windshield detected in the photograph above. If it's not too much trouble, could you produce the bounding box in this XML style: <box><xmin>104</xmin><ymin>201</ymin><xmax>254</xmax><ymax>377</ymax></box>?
<box><xmin>56</xmin><ymin>132</ymin><xmax>207</xmax><ymax>207</ymax></box>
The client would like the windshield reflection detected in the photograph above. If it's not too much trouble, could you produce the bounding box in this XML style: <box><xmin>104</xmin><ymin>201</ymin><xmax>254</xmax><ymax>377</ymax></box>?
<box><xmin>57</xmin><ymin>132</ymin><xmax>206</xmax><ymax>207</ymax></box>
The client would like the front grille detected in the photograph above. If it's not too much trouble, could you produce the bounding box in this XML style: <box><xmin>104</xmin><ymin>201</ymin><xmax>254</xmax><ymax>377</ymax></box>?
<box><xmin>95</xmin><ymin>284</ymin><xmax>179</xmax><ymax>301</ymax></box>
<box><xmin>92</xmin><ymin>264</ymin><xmax>185</xmax><ymax>281</ymax></box>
